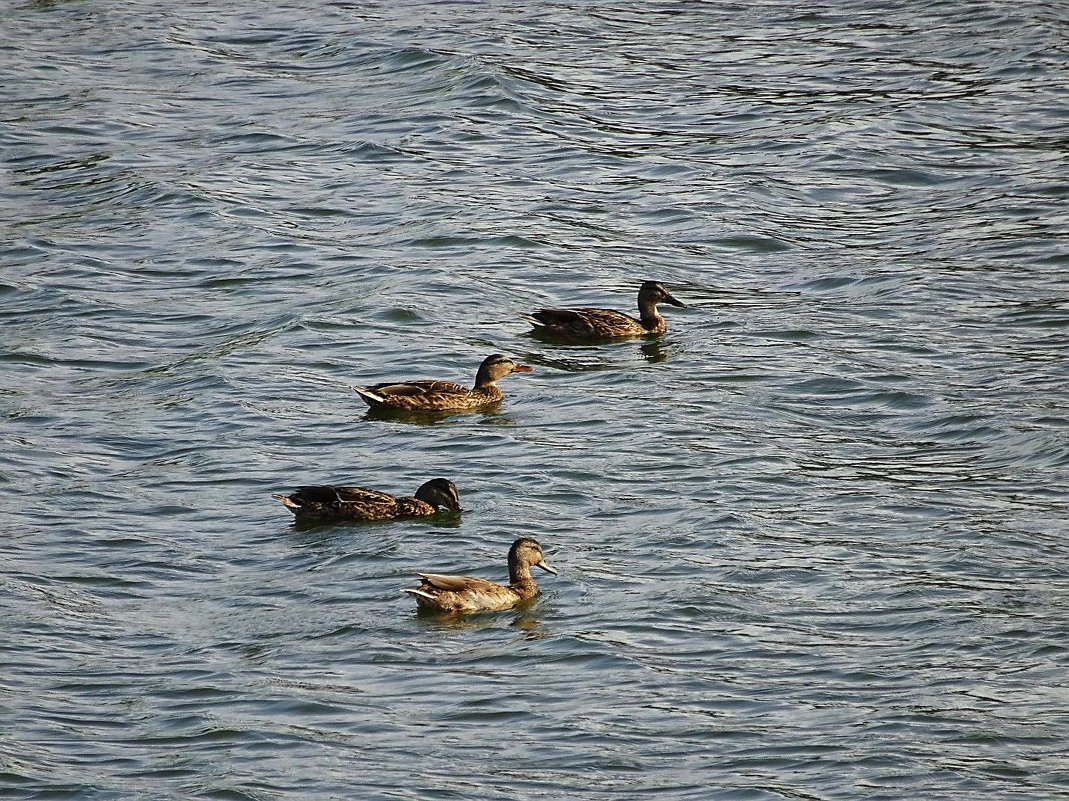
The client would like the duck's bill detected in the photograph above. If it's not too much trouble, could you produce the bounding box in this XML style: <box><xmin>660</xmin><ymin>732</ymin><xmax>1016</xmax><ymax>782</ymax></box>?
<box><xmin>536</xmin><ymin>560</ymin><xmax>558</xmax><ymax>575</ymax></box>
<box><xmin>666</xmin><ymin>293</ymin><xmax>686</xmax><ymax>307</ymax></box>
<box><xmin>511</xmin><ymin>364</ymin><xmax>534</xmax><ymax>373</ymax></box>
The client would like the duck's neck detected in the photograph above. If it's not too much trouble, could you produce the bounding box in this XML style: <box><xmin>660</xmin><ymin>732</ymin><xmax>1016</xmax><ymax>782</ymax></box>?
<box><xmin>399</xmin><ymin>496</ymin><xmax>432</xmax><ymax>516</ymax></box>
<box><xmin>471</xmin><ymin>381</ymin><xmax>503</xmax><ymax>402</ymax></box>
<box><xmin>472</xmin><ymin>371</ymin><xmax>506</xmax><ymax>401</ymax></box>
<box><xmin>508</xmin><ymin>561</ymin><xmax>538</xmax><ymax>594</ymax></box>
<box><xmin>473</xmin><ymin>366</ymin><xmax>497</xmax><ymax>389</ymax></box>
<box><xmin>637</xmin><ymin>296</ymin><xmax>665</xmax><ymax>330</ymax></box>
<box><xmin>638</xmin><ymin>308</ymin><xmax>664</xmax><ymax>331</ymax></box>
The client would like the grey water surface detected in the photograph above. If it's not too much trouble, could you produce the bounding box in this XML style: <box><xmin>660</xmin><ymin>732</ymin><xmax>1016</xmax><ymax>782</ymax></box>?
<box><xmin>2</xmin><ymin>1</ymin><xmax>1068</xmax><ymax>799</ymax></box>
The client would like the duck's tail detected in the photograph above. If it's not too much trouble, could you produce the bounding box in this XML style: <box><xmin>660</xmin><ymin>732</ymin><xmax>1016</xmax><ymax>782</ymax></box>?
<box><xmin>272</xmin><ymin>494</ymin><xmax>301</xmax><ymax>514</ymax></box>
<box><xmin>352</xmin><ymin>386</ymin><xmax>385</xmax><ymax>407</ymax></box>
<box><xmin>520</xmin><ymin>313</ymin><xmax>546</xmax><ymax>328</ymax></box>
<box><xmin>401</xmin><ymin>588</ymin><xmax>436</xmax><ymax>602</ymax></box>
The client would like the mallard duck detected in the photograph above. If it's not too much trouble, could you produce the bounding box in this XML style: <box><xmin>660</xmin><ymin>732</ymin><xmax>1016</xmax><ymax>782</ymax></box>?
<box><xmin>273</xmin><ymin>478</ymin><xmax>460</xmax><ymax>521</ymax></box>
<box><xmin>522</xmin><ymin>280</ymin><xmax>686</xmax><ymax>340</ymax></box>
<box><xmin>402</xmin><ymin>537</ymin><xmax>557</xmax><ymax>614</ymax></box>
<box><xmin>353</xmin><ymin>354</ymin><xmax>533</xmax><ymax>412</ymax></box>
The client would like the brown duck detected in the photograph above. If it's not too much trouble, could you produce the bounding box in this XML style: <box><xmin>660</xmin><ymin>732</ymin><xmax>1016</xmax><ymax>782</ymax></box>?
<box><xmin>403</xmin><ymin>537</ymin><xmax>557</xmax><ymax>614</ymax></box>
<box><xmin>522</xmin><ymin>280</ymin><xmax>686</xmax><ymax>340</ymax></box>
<box><xmin>273</xmin><ymin>478</ymin><xmax>460</xmax><ymax>521</ymax></box>
<box><xmin>353</xmin><ymin>354</ymin><xmax>533</xmax><ymax>412</ymax></box>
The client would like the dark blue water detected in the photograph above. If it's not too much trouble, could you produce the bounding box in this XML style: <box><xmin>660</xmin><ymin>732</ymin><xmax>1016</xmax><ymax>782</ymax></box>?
<box><xmin>2</xmin><ymin>1</ymin><xmax>1068</xmax><ymax>799</ymax></box>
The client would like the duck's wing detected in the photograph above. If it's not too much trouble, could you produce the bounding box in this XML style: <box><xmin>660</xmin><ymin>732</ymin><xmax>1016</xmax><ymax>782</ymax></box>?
<box><xmin>366</xmin><ymin>379</ymin><xmax>469</xmax><ymax>397</ymax></box>
<box><xmin>327</xmin><ymin>486</ymin><xmax>397</xmax><ymax>505</ymax></box>
<box><xmin>285</xmin><ymin>485</ymin><xmax>391</xmax><ymax>505</ymax></box>
<box><xmin>284</xmin><ymin>485</ymin><xmax>347</xmax><ymax>505</ymax></box>
<box><xmin>527</xmin><ymin>307</ymin><xmax>590</xmax><ymax>326</ymax></box>
<box><xmin>530</xmin><ymin>307</ymin><xmax>639</xmax><ymax>335</ymax></box>
<box><xmin>282</xmin><ymin>485</ymin><xmax>398</xmax><ymax>516</ymax></box>
<box><xmin>417</xmin><ymin>573</ymin><xmax>502</xmax><ymax>593</ymax></box>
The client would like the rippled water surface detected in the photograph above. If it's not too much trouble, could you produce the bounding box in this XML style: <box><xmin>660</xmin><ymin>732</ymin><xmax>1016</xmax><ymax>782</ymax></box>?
<box><xmin>3</xmin><ymin>1</ymin><xmax>1068</xmax><ymax>799</ymax></box>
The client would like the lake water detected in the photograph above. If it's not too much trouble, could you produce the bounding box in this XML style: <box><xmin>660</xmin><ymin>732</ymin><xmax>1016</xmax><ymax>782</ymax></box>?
<box><xmin>2</xmin><ymin>1</ymin><xmax>1068</xmax><ymax>799</ymax></box>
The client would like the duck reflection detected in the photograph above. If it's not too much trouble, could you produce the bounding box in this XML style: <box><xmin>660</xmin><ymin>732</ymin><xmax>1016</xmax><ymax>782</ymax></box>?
<box><xmin>288</xmin><ymin>516</ymin><xmax>462</xmax><ymax>540</ymax></box>
<box><xmin>521</xmin><ymin>335</ymin><xmax>672</xmax><ymax>372</ymax></box>
<box><xmin>363</xmin><ymin>405</ymin><xmax>513</xmax><ymax>426</ymax></box>
<box><xmin>639</xmin><ymin>337</ymin><xmax>670</xmax><ymax>364</ymax></box>
<box><xmin>413</xmin><ymin>600</ymin><xmax>549</xmax><ymax>639</ymax></box>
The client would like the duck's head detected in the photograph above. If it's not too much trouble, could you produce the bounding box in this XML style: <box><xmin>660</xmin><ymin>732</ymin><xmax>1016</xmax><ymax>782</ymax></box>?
<box><xmin>476</xmin><ymin>354</ymin><xmax>534</xmax><ymax>385</ymax></box>
<box><xmin>415</xmin><ymin>478</ymin><xmax>462</xmax><ymax>513</ymax></box>
<box><xmin>639</xmin><ymin>280</ymin><xmax>686</xmax><ymax>308</ymax></box>
<box><xmin>509</xmin><ymin>537</ymin><xmax>557</xmax><ymax>575</ymax></box>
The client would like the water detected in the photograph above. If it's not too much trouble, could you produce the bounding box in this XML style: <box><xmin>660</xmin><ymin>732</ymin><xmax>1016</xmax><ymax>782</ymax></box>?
<box><xmin>2</xmin><ymin>1</ymin><xmax>1068</xmax><ymax>798</ymax></box>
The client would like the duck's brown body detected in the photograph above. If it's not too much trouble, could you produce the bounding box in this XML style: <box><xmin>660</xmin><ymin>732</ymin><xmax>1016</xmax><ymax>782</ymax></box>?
<box><xmin>273</xmin><ymin>478</ymin><xmax>460</xmax><ymax>521</ymax></box>
<box><xmin>403</xmin><ymin>538</ymin><xmax>556</xmax><ymax>614</ymax></box>
<box><xmin>353</xmin><ymin>354</ymin><xmax>532</xmax><ymax>411</ymax></box>
<box><xmin>523</xmin><ymin>280</ymin><xmax>685</xmax><ymax>340</ymax></box>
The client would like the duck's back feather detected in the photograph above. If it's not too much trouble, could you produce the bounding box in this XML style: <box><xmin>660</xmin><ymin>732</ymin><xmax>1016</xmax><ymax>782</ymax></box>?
<box><xmin>367</xmin><ymin>379</ymin><xmax>469</xmax><ymax>396</ymax></box>
<box><xmin>320</xmin><ymin>486</ymin><xmax>396</xmax><ymax>504</ymax></box>
<box><xmin>417</xmin><ymin>572</ymin><xmax>500</xmax><ymax>593</ymax></box>
<box><xmin>402</xmin><ymin>572</ymin><xmax>527</xmax><ymax>613</ymax></box>
<box><xmin>274</xmin><ymin>484</ymin><xmax>430</xmax><ymax>520</ymax></box>
<box><xmin>528</xmin><ymin>307</ymin><xmax>647</xmax><ymax>337</ymax></box>
<box><xmin>354</xmin><ymin>380</ymin><xmax>501</xmax><ymax>411</ymax></box>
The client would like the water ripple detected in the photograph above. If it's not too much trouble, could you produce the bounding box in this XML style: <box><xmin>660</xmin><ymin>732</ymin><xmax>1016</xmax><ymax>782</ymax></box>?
<box><xmin>2</xmin><ymin>1</ymin><xmax>1068</xmax><ymax>800</ymax></box>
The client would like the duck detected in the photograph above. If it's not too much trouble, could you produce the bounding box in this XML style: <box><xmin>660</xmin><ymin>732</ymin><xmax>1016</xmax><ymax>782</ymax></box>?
<box><xmin>273</xmin><ymin>478</ymin><xmax>460</xmax><ymax>521</ymax></box>
<box><xmin>353</xmin><ymin>354</ymin><xmax>533</xmax><ymax>412</ymax></box>
<box><xmin>403</xmin><ymin>537</ymin><xmax>557</xmax><ymax>614</ymax></box>
<box><xmin>522</xmin><ymin>280</ymin><xmax>686</xmax><ymax>340</ymax></box>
